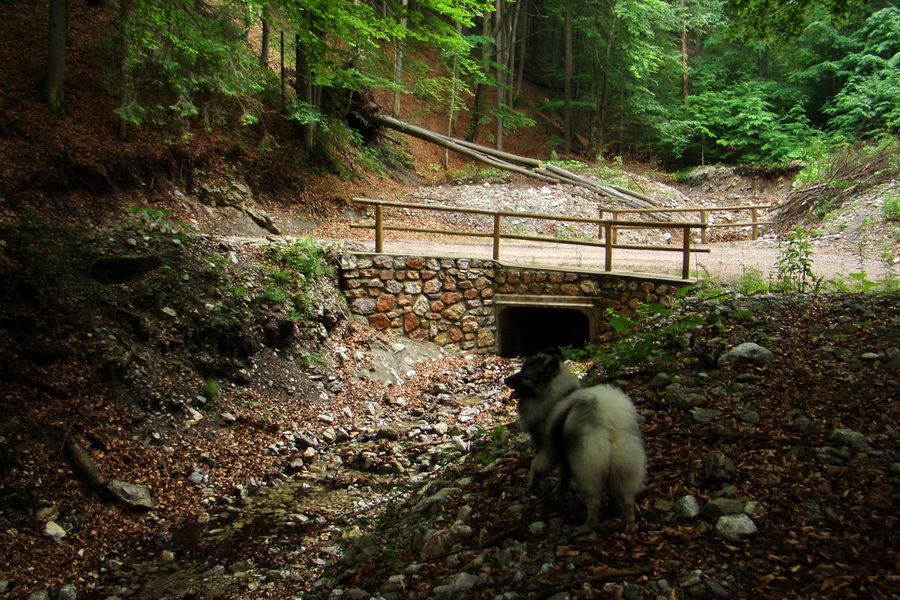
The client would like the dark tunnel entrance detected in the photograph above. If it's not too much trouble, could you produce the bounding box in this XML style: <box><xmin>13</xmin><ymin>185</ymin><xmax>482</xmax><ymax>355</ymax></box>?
<box><xmin>497</xmin><ymin>305</ymin><xmax>591</xmax><ymax>357</ymax></box>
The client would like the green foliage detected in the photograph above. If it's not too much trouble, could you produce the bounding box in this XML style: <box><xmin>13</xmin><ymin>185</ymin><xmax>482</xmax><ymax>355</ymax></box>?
<box><xmin>261</xmin><ymin>239</ymin><xmax>333</xmax><ymax>319</ymax></box>
<box><xmin>99</xmin><ymin>0</ymin><xmax>896</xmax><ymax>168</ymax></box>
<box><xmin>296</xmin><ymin>350</ymin><xmax>328</xmax><ymax>368</ymax></box>
<box><xmin>123</xmin><ymin>206</ymin><xmax>198</xmax><ymax>242</ymax></box>
<box><xmin>563</xmin><ymin>295</ymin><xmax>704</xmax><ymax>374</ymax></box>
<box><xmin>729</xmin><ymin>267</ymin><xmax>768</xmax><ymax>295</ymax></box>
<box><xmin>448</xmin><ymin>163</ymin><xmax>505</xmax><ymax>183</ymax></box>
<box><xmin>884</xmin><ymin>191</ymin><xmax>900</xmax><ymax>222</ymax></box>
<box><xmin>119</xmin><ymin>0</ymin><xmax>266</xmax><ymax>131</ymax></box>
<box><xmin>488</xmin><ymin>425</ymin><xmax>508</xmax><ymax>443</ymax></box>
<box><xmin>264</xmin><ymin>239</ymin><xmax>333</xmax><ymax>286</ymax></box>
<box><xmin>774</xmin><ymin>228</ymin><xmax>822</xmax><ymax>293</ymax></box>
<box><xmin>824</xmin><ymin>8</ymin><xmax>900</xmax><ymax>138</ymax></box>
<box><xmin>670</xmin><ymin>81</ymin><xmax>814</xmax><ymax>164</ymax></box>
<box><xmin>203</xmin><ymin>378</ymin><xmax>221</xmax><ymax>401</ymax></box>
<box><xmin>726</xmin><ymin>0</ymin><xmax>870</xmax><ymax>40</ymax></box>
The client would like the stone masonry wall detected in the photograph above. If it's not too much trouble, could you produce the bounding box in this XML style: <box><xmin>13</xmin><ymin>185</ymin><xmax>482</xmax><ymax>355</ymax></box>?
<box><xmin>338</xmin><ymin>253</ymin><xmax>686</xmax><ymax>353</ymax></box>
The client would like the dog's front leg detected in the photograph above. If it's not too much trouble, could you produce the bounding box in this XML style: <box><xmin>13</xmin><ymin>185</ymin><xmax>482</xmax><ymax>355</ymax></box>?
<box><xmin>526</xmin><ymin>448</ymin><xmax>554</xmax><ymax>489</ymax></box>
<box><xmin>556</xmin><ymin>464</ymin><xmax>572</xmax><ymax>493</ymax></box>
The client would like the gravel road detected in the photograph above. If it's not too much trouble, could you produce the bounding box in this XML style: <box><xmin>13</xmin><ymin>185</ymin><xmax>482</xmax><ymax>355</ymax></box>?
<box><xmin>343</xmin><ymin>175</ymin><xmax>893</xmax><ymax>283</ymax></box>
<box><xmin>357</xmin><ymin>237</ymin><xmax>889</xmax><ymax>282</ymax></box>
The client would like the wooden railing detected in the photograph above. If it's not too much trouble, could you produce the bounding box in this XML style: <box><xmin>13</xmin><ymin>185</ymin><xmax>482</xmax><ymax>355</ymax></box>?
<box><xmin>351</xmin><ymin>198</ymin><xmax>713</xmax><ymax>280</ymax></box>
<box><xmin>600</xmin><ymin>205</ymin><xmax>773</xmax><ymax>244</ymax></box>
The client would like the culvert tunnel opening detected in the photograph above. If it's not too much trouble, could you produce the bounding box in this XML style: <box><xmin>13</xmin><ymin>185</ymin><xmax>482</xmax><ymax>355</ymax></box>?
<box><xmin>497</xmin><ymin>306</ymin><xmax>590</xmax><ymax>357</ymax></box>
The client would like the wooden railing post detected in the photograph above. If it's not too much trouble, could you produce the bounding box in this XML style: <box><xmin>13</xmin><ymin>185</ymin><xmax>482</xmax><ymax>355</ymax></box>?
<box><xmin>375</xmin><ymin>204</ymin><xmax>384</xmax><ymax>253</ymax></box>
<box><xmin>604</xmin><ymin>223</ymin><xmax>613</xmax><ymax>272</ymax></box>
<box><xmin>611</xmin><ymin>211</ymin><xmax>619</xmax><ymax>245</ymax></box>
<box><xmin>751</xmin><ymin>207</ymin><xmax>759</xmax><ymax>240</ymax></box>
<box><xmin>492</xmin><ymin>213</ymin><xmax>501</xmax><ymax>260</ymax></box>
<box><xmin>699</xmin><ymin>210</ymin><xmax>708</xmax><ymax>244</ymax></box>
<box><xmin>598</xmin><ymin>208</ymin><xmax>605</xmax><ymax>239</ymax></box>
<box><xmin>681</xmin><ymin>226</ymin><xmax>691</xmax><ymax>280</ymax></box>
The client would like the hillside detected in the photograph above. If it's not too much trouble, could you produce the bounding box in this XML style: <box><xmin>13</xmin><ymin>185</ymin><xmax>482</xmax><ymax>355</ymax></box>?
<box><xmin>1</xmin><ymin>215</ymin><xmax>898</xmax><ymax>599</ymax></box>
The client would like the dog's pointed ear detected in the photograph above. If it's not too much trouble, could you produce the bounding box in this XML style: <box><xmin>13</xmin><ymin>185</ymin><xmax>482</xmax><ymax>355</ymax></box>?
<box><xmin>537</xmin><ymin>352</ymin><xmax>562</xmax><ymax>378</ymax></box>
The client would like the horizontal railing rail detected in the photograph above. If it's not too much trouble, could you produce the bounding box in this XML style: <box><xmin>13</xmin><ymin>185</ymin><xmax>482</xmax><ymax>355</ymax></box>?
<box><xmin>600</xmin><ymin>204</ymin><xmax>773</xmax><ymax>244</ymax></box>
<box><xmin>351</xmin><ymin>198</ymin><xmax>712</xmax><ymax>280</ymax></box>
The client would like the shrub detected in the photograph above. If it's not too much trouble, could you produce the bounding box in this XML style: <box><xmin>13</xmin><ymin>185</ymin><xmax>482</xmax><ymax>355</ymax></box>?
<box><xmin>774</xmin><ymin>228</ymin><xmax>822</xmax><ymax>293</ymax></box>
<box><xmin>884</xmin><ymin>191</ymin><xmax>900</xmax><ymax>222</ymax></box>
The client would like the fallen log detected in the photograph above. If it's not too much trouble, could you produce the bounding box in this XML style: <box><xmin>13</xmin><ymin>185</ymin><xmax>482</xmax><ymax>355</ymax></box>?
<box><xmin>64</xmin><ymin>436</ymin><xmax>154</xmax><ymax>510</ymax></box>
<box><xmin>365</xmin><ymin>112</ymin><xmax>670</xmax><ymax>220</ymax></box>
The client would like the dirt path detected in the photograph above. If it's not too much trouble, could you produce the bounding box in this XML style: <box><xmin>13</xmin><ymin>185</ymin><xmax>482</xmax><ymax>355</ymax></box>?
<box><xmin>353</xmin><ymin>238</ymin><xmax>889</xmax><ymax>282</ymax></box>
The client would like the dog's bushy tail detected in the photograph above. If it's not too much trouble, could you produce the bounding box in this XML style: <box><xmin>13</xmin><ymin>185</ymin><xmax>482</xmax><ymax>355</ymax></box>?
<box><xmin>566</xmin><ymin>385</ymin><xmax>646</xmax><ymax>525</ymax></box>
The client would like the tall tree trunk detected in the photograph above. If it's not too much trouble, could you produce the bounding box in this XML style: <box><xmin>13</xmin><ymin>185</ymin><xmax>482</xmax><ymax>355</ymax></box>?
<box><xmin>392</xmin><ymin>0</ymin><xmax>409</xmax><ymax>116</ymax></box>
<box><xmin>45</xmin><ymin>0</ymin><xmax>68</xmax><ymax>113</ymax></box>
<box><xmin>512</xmin><ymin>0</ymin><xmax>527</xmax><ymax>106</ymax></box>
<box><xmin>757</xmin><ymin>45</ymin><xmax>768</xmax><ymax>78</ymax></box>
<box><xmin>116</xmin><ymin>0</ymin><xmax>134</xmax><ymax>140</ymax></box>
<box><xmin>445</xmin><ymin>16</ymin><xmax>463</xmax><ymax>169</ymax></box>
<box><xmin>494</xmin><ymin>0</ymin><xmax>505</xmax><ymax>150</ymax></box>
<box><xmin>562</xmin><ymin>0</ymin><xmax>573</xmax><ymax>155</ymax></box>
<box><xmin>296</xmin><ymin>33</ymin><xmax>316</xmax><ymax>152</ymax></box>
<box><xmin>680</xmin><ymin>8</ymin><xmax>689</xmax><ymax>100</ymax></box>
<box><xmin>465</xmin><ymin>15</ymin><xmax>491</xmax><ymax>143</ymax></box>
<box><xmin>259</xmin><ymin>13</ymin><xmax>270</xmax><ymax>67</ymax></box>
<box><xmin>279</xmin><ymin>30</ymin><xmax>285</xmax><ymax>109</ymax></box>
<box><xmin>596</xmin><ymin>13</ymin><xmax>617</xmax><ymax>160</ymax></box>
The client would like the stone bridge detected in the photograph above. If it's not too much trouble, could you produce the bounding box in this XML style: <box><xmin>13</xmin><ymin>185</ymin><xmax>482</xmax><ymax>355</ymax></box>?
<box><xmin>338</xmin><ymin>252</ymin><xmax>694</xmax><ymax>356</ymax></box>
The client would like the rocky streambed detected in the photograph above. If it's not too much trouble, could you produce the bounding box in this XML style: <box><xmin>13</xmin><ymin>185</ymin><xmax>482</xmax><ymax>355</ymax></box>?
<box><xmin>74</xmin><ymin>293</ymin><xmax>900</xmax><ymax>600</ymax></box>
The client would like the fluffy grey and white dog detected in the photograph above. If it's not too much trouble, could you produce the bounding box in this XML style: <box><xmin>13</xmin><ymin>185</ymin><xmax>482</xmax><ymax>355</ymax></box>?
<box><xmin>505</xmin><ymin>352</ymin><xmax>646</xmax><ymax>527</ymax></box>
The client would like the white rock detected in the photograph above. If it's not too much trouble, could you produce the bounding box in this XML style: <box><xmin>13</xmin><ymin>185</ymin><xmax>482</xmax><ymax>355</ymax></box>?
<box><xmin>43</xmin><ymin>521</ymin><xmax>67</xmax><ymax>542</ymax></box>
<box><xmin>714</xmin><ymin>513</ymin><xmax>758</xmax><ymax>541</ymax></box>
<box><xmin>673</xmin><ymin>495</ymin><xmax>702</xmax><ymax>519</ymax></box>
<box><xmin>719</xmin><ymin>342</ymin><xmax>775</xmax><ymax>366</ymax></box>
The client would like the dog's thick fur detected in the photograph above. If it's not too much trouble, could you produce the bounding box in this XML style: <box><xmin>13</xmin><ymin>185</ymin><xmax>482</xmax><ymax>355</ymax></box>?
<box><xmin>505</xmin><ymin>352</ymin><xmax>646</xmax><ymax>527</ymax></box>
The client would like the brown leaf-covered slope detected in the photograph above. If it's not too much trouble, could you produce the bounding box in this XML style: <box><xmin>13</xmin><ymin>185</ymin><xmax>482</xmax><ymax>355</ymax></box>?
<box><xmin>302</xmin><ymin>294</ymin><xmax>899</xmax><ymax>600</ymax></box>
<box><xmin>2</xmin><ymin>211</ymin><xmax>897</xmax><ymax>599</ymax></box>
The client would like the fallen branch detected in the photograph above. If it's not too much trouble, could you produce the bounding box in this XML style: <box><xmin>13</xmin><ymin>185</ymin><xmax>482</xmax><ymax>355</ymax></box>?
<box><xmin>63</xmin><ymin>435</ymin><xmax>153</xmax><ymax>510</ymax></box>
<box><xmin>364</xmin><ymin>112</ymin><xmax>670</xmax><ymax>219</ymax></box>
<box><xmin>64</xmin><ymin>437</ymin><xmax>108</xmax><ymax>489</ymax></box>
<box><xmin>533</xmin><ymin>566</ymin><xmax>654</xmax><ymax>600</ymax></box>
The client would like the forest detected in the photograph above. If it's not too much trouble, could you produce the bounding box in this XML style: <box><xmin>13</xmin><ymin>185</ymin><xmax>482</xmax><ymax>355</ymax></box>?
<box><xmin>37</xmin><ymin>0</ymin><xmax>900</xmax><ymax>170</ymax></box>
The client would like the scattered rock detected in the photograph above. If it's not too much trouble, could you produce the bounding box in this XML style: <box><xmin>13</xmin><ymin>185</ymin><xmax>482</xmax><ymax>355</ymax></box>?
<box><xmin>43</xmin><ymin>521</ymin><xmax>67</xmax><ymax>542</ymax></box>
<box><xmin>702</xmin><ymin>498</ymin><xmax>746</xmax><ymax>518</ymax></box>
<box><xmin>702</xmin><ymin>450</ymin><xmax>737</xmax><ymax>482</ymax></box>
<box><xmin>108</xmin><ymin>480</ymin><xmax>154</xmax><ymax>511</ymax></box>
<box><xmin>691</xmin><ymin>407</ymin><xmax>724</xmax><ymax>424</ymax></box>
<box><xmin>57</xmin><ymin>584</ymin><xmax>78</xmax><ymax>600</ymax></box>
<box><xmin>673</xmin><ymin>495</ymin><xmax>702</xmax><ymax>519</ymax></box>
<box><xmin>714</xmin><ymin>514</ymin><xmax>758</xmax><ymax>542</ymax></box>
<box><xmin>719</xmin><ymin>342</ymin><xmax>775</xmax><ymax>367</ymax></box>
<box><xmin>828</xmin><ymin>428</ymin><xmax>870</xmax><ymax>449</ymax></box>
